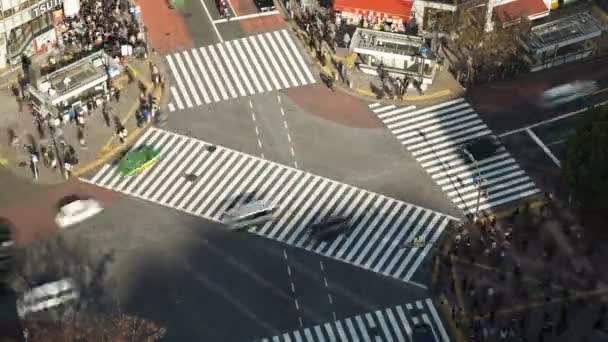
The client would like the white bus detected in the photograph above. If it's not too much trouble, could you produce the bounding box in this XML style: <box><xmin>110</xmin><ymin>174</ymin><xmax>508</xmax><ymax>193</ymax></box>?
<box><xmin>221</xmin><ymin>200</ymin><xmax>276</xmax><ymax>230</ymax></box>
<box><xmin>17</xmin><ymin>278</ymin><xmax>79</xmax><ymax>318</ymax></box>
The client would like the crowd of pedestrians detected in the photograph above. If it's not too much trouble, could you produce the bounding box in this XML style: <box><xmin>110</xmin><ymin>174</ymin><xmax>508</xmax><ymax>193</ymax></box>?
<box><xmin>432</xmin><ymin>197</ymin><xmax>605</xmax><ymax>341</ymax></box>
<box><xmin>5</xmin><ymin>0</ymin><xmax>162</xmax><ymax>181</ymax></box>
<box><xmin>55</xmin><ymin>0</ymin><xmax>147</xmax><ymax>64</ymax></box>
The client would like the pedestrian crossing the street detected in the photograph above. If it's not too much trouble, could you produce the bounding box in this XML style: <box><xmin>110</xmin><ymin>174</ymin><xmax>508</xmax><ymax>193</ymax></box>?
<box><xmin>81</xmin><ymin>128</ymin><xmax>455</xmax><ymax>283</ymax></box>
<box><xmin>166</xmin><ymin>29</ymin><xmax>316</xmax><ymax>110</ymax></box>
<box><xmin>369</xmin><ymin>99</ymin><xmax>540</xmax><ymax>215</ymax></box>
<box><xmin>257</xmin><ymin>298</ymin><xmax>450</xmax><ymax>342</ymax></box>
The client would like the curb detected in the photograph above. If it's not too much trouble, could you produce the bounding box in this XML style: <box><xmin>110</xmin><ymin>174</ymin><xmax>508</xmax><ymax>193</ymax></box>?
<box><xmin>476</xmin><ymin>197</ymin><xmax>546</xmax><ymax>225</ymax></box>
<box><xmin>72</xmin><ymin>126</ymin><xmax>146</xmax><ymax>177</ymax></box>
<box><xmin>298</xmin><ymin>30</ymin><xmax>455</xmax><ymax>104</ymax></box>
<box><xmin>73</xmin><ymin>62</ymin><xmax>160</xmax><ymax>177</ymax></box>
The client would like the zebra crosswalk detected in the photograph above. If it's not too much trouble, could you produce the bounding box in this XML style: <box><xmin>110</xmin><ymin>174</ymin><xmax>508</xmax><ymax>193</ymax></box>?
<box><xmin>258</xmin><ymin>298</ymin><xmax>450</xmax><ymax>342</ymax></box>
<box><xmin>166</xmin><ymin>29</ymin><xmax>316</xmax><ymax>110</ymax></box>
<box><xmin>81</xmin><ymin>127</ymin><xmax>455</xmax><ymax>283</ymax></box>
<box><xmin>370</xmin><ymin>99</ymin><xmax>540</xmax><ymax>214</ymax></box>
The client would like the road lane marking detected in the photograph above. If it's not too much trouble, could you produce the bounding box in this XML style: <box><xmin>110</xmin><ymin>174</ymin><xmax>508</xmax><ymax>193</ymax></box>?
<box><xmin>500</xmin><ymin>99</ymin><xmax>608</xmax><ymax>137</ymax></box>
<box><xmin>197</xmin><ymin>0</ymin><xmax>223</xmax><ymax>43</ymax></box>
<box><xmin>526</xmin><ymin>128</ymin><xmax>562</xmax><ymax>168</ymax></box>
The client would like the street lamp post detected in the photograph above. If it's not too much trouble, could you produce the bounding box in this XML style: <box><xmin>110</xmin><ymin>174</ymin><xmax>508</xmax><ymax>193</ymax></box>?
<box><xmin>461</xmin><ymin>147</ymin><xmax>486</xmax><ymax>221</ymax></box>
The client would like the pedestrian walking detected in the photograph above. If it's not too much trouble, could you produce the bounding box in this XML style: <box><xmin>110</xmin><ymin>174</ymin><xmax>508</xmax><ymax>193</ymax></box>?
<box><xmin>118</xmin><ymin>126</ymin><xmax>128</xmax><ymax>143</ymax></box>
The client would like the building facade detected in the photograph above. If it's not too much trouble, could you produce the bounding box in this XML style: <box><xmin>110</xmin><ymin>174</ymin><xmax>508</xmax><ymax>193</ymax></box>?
<box><xmin>0</xmin><ymin>0</ymin><xmax>65</xmax><ymax>69</ymax></box>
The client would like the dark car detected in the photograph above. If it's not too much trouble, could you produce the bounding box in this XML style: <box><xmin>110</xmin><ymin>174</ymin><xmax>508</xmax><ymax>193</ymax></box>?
<box><xmin>412</xmin><ymin>323</ymin><xmax>435</xmax><ymax>342</ymax></box>
<box><xmin>254</xmin><ymin>0</ymin><xmax>275</xmax><ymax>12</ymax></box>
<box><xmin>309</xmin><ymin>216</ymin><xmax>350</xmax><ymax>242</ymax></box>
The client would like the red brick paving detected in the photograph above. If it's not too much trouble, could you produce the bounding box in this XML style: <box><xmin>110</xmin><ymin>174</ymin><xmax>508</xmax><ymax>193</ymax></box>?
<box><xmin>136</xmin><ymin>0</ymin><xmax>193</xmax><ymax>54</ymax></box>
<box><xmin>286</xmin><ymin>83</ymin><xmax>383</xmax><ymax>129</ymax></box>
<box><xmin>0</xmin><ymin>180</ymin><xmax>118</xmax><ymax>246</ymax></box>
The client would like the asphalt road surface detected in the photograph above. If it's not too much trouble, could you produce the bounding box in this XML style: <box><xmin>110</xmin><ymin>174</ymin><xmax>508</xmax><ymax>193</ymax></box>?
<box><xmin>54</xmin><ymin>193</ymin><xmax>431</xmax><ymax>342</ymax></box>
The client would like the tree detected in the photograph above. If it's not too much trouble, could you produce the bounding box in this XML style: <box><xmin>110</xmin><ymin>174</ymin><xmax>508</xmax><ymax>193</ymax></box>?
<box><xmin>23</xmin><ymin>311</ymin><xmax>165</xmax><ymax>342</ymax></box>
<box><xmin>563</xmin><ymin>105</ymin><xmax>608</xmax><ymax>213</ymax></box>
<box><xmin>435</xmin><ymin>4</ymin><xmax>530</xmax><ymax>84</ymax></box>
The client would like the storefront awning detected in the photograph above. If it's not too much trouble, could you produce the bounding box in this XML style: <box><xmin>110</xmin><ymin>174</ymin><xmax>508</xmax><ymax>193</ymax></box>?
<box><xmin>334</xmin><ymin>0</ymin><xmax>413</xmax><ymax>21</ymax></box>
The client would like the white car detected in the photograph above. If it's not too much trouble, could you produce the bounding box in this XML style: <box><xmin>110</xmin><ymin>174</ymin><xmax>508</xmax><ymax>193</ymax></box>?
<box><xmin>541</xmin><ymin>80</ymin><xmax>598</xmax><ymax>108</ymax></box>
<box><xmin>17</xmin><ymin>278</ymin><xmax>79</xmax><ymax>318</ymax></box>
<box><xmin>55</xmin><ymin>199</ymin><xmax>103</xmax><ymax>228</ymax></box>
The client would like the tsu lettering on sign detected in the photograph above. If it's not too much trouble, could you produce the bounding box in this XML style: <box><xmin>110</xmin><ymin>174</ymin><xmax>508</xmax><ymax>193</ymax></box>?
<box><xmin>31</xmin><ymin>0</ymin><xmax>64</xmax><ymax>18</ymax></box>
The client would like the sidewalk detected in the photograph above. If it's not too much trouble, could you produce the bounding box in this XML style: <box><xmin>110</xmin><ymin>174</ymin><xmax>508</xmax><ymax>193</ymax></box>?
<box><xmin>0</xmin><ymin>58</ymin><xmax>162</xmax><ymax>185</ymax></box>
<box><xmin>279</xmin><ymin>7</ymin><xmax>464</xmax><ymax>106</ymax></box>
<box><xmin>430</xmin><ymin>197</ymin><xmax>608</xmax><ymax>341</ymax></box>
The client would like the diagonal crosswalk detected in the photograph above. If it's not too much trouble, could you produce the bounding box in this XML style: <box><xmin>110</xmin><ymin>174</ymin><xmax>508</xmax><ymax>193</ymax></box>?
<box><xmin>257</xmin><ymin>298</ymin><xmax>450</xmax><ymax>342</ymax></box>
<box><xmin>166</xmin><ymin>29</ymin><xmax>316</xmax><ymax>110</ymax></box>
<box><xmin>369</xmin><ymin>99</ymin><xmax>540</xmax><ymax>215</ymax></box>
<box><xmin>81</xmin><ymin>128</ymin><xmax>456</xmax><ymax>283</ymax></box>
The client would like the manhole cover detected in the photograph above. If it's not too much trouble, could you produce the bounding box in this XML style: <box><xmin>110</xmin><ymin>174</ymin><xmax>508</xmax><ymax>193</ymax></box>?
<box><xmin>184</xmin><ymin>173</ymin><xmax>197</xmax><ymax>182</ymax></box>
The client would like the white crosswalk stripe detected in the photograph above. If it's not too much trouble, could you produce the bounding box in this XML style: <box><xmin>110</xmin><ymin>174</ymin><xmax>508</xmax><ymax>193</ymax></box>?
<box><xmin>257</xmin><ymin>298</ymin><xmax>450</xmax><ymax>342</ymax></box>
<box><xmin>167</xmin><ymin>29</ymin><xmax>315</xmax><ymax>109</ymax></box>
<box><xmin>81</xmin><ymin>128</ymin><xmax>456</xmax><ymax>283</ymax></box>
<box><xmin>369</xmin><ymin>99</ymin><xmax>540</xmax><ymax>214</ymax></box>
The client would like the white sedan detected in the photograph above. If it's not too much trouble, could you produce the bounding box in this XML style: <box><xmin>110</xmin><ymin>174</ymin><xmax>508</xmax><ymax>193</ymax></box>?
<box><xmin>55</xmin><ymin>198</ymin><xmax>103</xmax><ymax>229</ymax></box>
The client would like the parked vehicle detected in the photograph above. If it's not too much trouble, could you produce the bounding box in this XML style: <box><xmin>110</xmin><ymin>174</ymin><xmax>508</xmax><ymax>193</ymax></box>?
<box><xmin>55</xmin><ymin>197</ymin><xmax>104</xmax><ymax>229</ymax></box>
<box><xmin>254</xmin><ymin>0</ymin><xmax>275</xmax><ymax>12</ymax></box>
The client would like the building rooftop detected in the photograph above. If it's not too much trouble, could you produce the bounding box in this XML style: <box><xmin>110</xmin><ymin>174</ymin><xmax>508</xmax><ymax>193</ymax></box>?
<box><xmin>349</xmin><ymin>28</ymin><xmax>424</xmax><ymax>57</ymax></box>
<box><xmin>29</xmin><ymin>51</ymin><xmax>123</xmax><ymax>107</ymax></box>
<box><xmin>495</xmin><ymin>0</ymin><xmax>550</xmax><ymax>24</ymax></box>
<box><xmin>523</xmin><ymin>12</ymin><xmax>604</xmax><ymax>52</ymax></box>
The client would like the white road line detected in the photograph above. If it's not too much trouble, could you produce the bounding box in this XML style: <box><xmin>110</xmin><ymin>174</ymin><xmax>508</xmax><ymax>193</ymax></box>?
<box><xmin>250</xmin><ymin>35</ymin><xmax>282</xmax><ymax>89</ymax></box>
<box><xmin>166</xmin><ymin>55</ymin><xmax>192</xmax><ymax>108</ymax></box>
<box><xmin>191</xmin><ymin>48</ymin><xmax>220</xmax><ymax>102</ymax></box>
<box><xmin>265</xmin><ymin>32</ymin><xmax>298</xmax><ymax>87</ymax></box>
<box><xmin>168</xmin><ymin>103</ymin><xmax>175</xmax><ymax>112</ymax></box>
<box><xmin>216</xmin><ymin>43</ymin><xmax>247</xmax><ymax>97</ymax></box>
<box><xmin>232</xmin><ymin>39</ymin><xmax>264</xmax><ymax>93</ymax></box>
<box><xmin>526</xmin><ymin>128</ymin><xmax>562</xmax><ymax>168</ymax></box>
<box><xmin>240</xmin><ymin>37</ymin><xmax>273</xmax><ymax>92</ymax></box>
<box><xmin>224</xmin><ymin>40</ymin><xmax>255</xmax><ymax>95</ymax></box>
<box><xmin>174</xmin><ymin>53</ymin><xmax>202</xmax><ymax>106</ymax></box>
<box><xmin>500</xmin><ymin>99</ymin><xmax>608</xmax><ymax>137</ymax></box>
<box><xmin>197</xmin><ymin>0</ymin><xmax>223</xmax><ymax>43</ymax></box>
<box><xmin>281</xmin><ymin>29</ymin><xmax>316</xmax><ymax>84</ymax></box>
<box><xmin>182</xmin><ymin>50</ymin><xmax>211</xmax><ymax>104</ymax></box>
<box><xmin>425</xmin><ymin>298</ymin><xmax>451</xmax><ymax>342</ymax></box>
<box><xmin>170</xmin><ymin>86</ymin><xmax>184</xmax><ymax>110</ymax></box>
<box><xmin>209</xmin><ymin>44</ymin><xmax>238</xmax><ymax>98</ymax></box>
<box><xmin>275</xmin><ymin>31</ymin><xmax>306</xmax><ymax>85</ymax></box>
<box><xmin>212</xmin><ymin>10</ymin><xmax>280</xmax><ymax>23</ymax></box>
<box><xmin>200</xmin><ymin>47</ymin><xmax>228</xmax><ymax>100</ymax></box>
